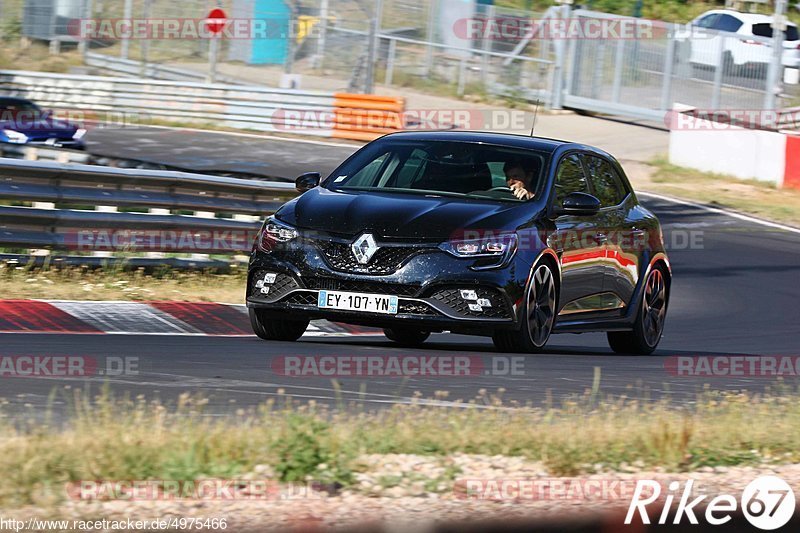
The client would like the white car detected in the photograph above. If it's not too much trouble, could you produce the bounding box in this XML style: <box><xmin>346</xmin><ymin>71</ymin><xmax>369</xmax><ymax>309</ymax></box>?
<box><xmin>688</xmin><ymin>9</ymin><xmax>800</xmax><ymax>73</ymax></box>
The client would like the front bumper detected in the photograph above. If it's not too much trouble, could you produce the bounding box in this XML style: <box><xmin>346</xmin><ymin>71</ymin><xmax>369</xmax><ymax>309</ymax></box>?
<box><xmin>247</xmin><ymin>238</ymin><xmax>532</xmax><ymax>333</ymax></box>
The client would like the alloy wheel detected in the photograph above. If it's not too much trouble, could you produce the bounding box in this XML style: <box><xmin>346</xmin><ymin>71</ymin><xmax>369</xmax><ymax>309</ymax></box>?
<box><xmin>527</xmin><ymin>264</ymin><xmax>556</xmax><ymax>347</ymax></box>
<box><xmin>641</xmin><ymin>268</ymin><xmax>667</xmax><ymax>347</ymax></box>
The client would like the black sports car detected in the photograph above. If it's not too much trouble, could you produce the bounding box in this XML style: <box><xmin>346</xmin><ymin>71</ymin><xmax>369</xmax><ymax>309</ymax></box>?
<box><xmin>247</xmin><ymin>131</ymin><xmax>670</xmax><ymax>354</ymax></box>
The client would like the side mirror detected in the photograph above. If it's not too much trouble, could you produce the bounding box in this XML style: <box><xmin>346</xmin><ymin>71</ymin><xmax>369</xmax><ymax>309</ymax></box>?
<box><xmin>556</xmin><ymin>192</ymin><xmax>601</xmax><ymax>217</ymax></box>
<box><xmin>295</xmin><ymin>172</ymin><xmax>321</xmax><ymax>193</ymax></box>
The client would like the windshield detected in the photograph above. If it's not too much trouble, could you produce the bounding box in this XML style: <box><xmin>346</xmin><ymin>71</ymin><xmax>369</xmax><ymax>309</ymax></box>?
<box><xmin>327</xmin><ymin>140</ymin><xmax>549</xmax><ymax>202</ymax></box>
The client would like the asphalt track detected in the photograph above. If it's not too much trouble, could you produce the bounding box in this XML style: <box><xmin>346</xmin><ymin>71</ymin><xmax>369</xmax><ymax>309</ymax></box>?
<box><xmin>1</xmin><ymin>192</ymin><xmax>799</xmax><ymax>417</ymax></box>
<box><xmin>84</xmin><ymin>127</ymin><xmax>357</xmax><ymax>179</ymax></box>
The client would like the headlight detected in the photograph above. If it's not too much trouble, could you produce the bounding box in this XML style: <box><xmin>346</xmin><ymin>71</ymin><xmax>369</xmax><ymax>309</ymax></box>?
<box><xmin>2</xmin><ymin>129</ymin><xmax>28</xmax><ymax>144</ymax></box>
<box><xmin>440</xmin><ymin>233</ymin><xmax>518</xmax><ymax>265</ymax></box>
<box><xmin>257</xmin><ymin>216</ymin><xmax>299</xmax><ymax>252</ymax></box>
<box><xmin>73</xmin><ymin>128</ymin><xmax>87</xmax><ymax>140</ymax></box>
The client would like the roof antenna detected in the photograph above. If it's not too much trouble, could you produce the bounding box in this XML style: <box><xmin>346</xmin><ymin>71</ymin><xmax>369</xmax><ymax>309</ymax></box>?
<box><xmin>530</xmin><ymin>99</ymin><xmax>541</xmax><ymax>137</ymax></box>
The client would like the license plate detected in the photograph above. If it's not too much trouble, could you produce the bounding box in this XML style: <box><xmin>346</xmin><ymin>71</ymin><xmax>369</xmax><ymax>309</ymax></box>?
<box><xmin>317</xmin><ymin>290</ymin><xmax>398</xmax><ymax>314</ymax></box>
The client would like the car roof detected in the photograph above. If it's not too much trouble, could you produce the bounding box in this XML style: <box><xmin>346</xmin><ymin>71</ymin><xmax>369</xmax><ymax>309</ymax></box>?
<box><xmin>697</xmin><ymin>9</ymin><xmax>796</xmax><ymax>26</ymax></box>
<box><xmin>377</xmin><ymin>130</ymin><xmax>594</xmax><ymax>156</ymax></box>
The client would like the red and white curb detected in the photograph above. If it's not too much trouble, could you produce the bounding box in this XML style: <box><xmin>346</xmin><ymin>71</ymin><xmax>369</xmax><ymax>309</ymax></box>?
<box><xmin>0</xmin><ymin>300</ymin><xmax>380</xmax><ymax>337</ymax></box>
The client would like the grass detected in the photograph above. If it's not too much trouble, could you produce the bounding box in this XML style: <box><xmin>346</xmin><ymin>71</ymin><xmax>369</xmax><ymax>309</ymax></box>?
<box><xmin>2</xmin><ymin>386</ymin><xmax>800</xmax><ymax>507</ymax></box>
<box><xmin>0</xmin><ymin>261</ymin><xmax>246</xmax><ymax>303</ymax></box>
<box><xmin>631</xmin><ymin>157</ymin><xmax>800</xmax><ymax>227</ymax></box>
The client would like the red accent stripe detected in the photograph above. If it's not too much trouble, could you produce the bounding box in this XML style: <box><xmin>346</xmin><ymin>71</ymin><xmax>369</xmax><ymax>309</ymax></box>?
<box><xmin>784</xmin><ymin>135</ymin><xmax>800</xmax><ymax>189</ymax></box>
<box><xmin>149</xmin><ymin>302</ymin><xmax>251</xmax><ymax>335</ymax></box>
<box><xmin>0</xmin><ymin>300</ymin><xmax>102</xmax><ymax>333</ymax></box>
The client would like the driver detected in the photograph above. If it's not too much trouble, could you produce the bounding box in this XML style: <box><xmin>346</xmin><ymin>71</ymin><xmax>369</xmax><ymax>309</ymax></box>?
<box><xmin>503</xmin><ymin>159</ymin><xmax>537</xmax><ymax>200</ymax></box>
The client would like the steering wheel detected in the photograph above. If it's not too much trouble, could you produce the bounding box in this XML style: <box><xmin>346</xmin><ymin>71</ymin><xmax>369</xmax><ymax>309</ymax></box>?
<box><xmin>488</xmin><ymin>186</ymin><xmax>512</xmax><ymax>192</ymax></box>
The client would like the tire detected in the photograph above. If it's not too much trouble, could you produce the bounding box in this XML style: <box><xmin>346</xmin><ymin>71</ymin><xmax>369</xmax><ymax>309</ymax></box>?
<box><xmin>249</xmin><ymin>308</ymin><xmax>309</xmax><ymax>341</ymax></box>
<box><xmin>492</xmin><ymin>262</ymin><xmax>557</xmax><ymax>354</ymax></box>
<box><xmin>383</xmin><ymin>327</ymin><xmax>430</xmax><ymax>347</ymax></box>
<box><xmin>607</xmin><ymin>265</ymin><xmax>669</xmax><ymax>355</ymax></box>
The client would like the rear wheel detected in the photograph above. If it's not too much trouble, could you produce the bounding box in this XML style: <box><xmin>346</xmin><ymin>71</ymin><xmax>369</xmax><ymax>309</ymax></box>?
<box><xmin>249</xmin><ymin>309</ymin><xmax>309</xmax><ymax>341</ymax></box>
<box><xmin>383</xmin><ymin>327</ymin><xmax>430</xmax><ymax>347</ymax></box>
<box><xmin>607</xmin><ymin>265</ymin><xmax>669</xmax><ymax>355</ymax></box>
<box><xmin>493</xmin><ymin>262</ymin><xmax>557</xmax><ymax>354</ymax></box>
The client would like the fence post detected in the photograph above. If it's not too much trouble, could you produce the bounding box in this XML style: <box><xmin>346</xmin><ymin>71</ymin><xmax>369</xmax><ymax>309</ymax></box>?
<box><xmin>93</xmin><ymin>205</ymin><xmax>117</xmax><ymax>258</ymax></box>
<box><xmin>611</xmin><ymin>39</ymin><xmax>625</xmax><ymax>103</ymax></box>
<box><xmin>660</xmin><ymin>35</ymin><xmax>676</xmax><ymax>111</ymax></box>
<box><xmin>551</xmin><ymin>4</ymin><xmax>573</xmax><ymax>109</ymax></box>
<box><xmin>313</xmin><ymin>0</ymin><xmax>329</xmax><ymax>69</ymax></box>
<box><xmin>146</xmin><ymin>208</ymin><xmax>170</xmax><ymax>258</ymax></box>
<box><xmin>590</xmin><ymin>41</ymin><xmax>606</xmax><ymax>100</ymax></box>
<box><xmin>424</xmin><ymin>0</ymin><xmax>436</xmax><ymax>76</ymax></box>
<box><xmin>764</xmin><ymin>0</ymin><xmax>787</xmax><ymax>111</ymax></box>
<box><xmin>711</xmin><ymin>35</ymin><xmax>725</xmax><ymax>110</ymax></box>
<box><xmin>120</xmin><ymin>0</ymin><xmax>133</xmax><ymax>59</ymax></box>
<box><xmin>457</xmin><ymin>58</ymin><xmax>466</xmax><ymax>97</ymax></box>
<box><xmin>385</xmin><ymin>38</ymin><xmax>397</xmax><ymax>86</ymax></box>
<box><xmin>140</xmin><ymin>0</ymin><xmax>153</xmax><ymax>78</ymax></box>
<box><xmin>78</xmin><ymin>0</ymin><xmax>94</xmax><ymax>61</ymax></box>
<box><xmin>364</xmin><ymin>0</ymin><xmax>383</xmax><ymax>93</ymax></box>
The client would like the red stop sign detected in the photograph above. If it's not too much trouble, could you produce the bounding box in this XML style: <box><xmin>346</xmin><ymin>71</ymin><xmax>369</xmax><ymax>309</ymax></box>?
<box><xmin>205</xmin><ymin>8</ymin><xmax>227</xmax><ymax>35</ymax></box>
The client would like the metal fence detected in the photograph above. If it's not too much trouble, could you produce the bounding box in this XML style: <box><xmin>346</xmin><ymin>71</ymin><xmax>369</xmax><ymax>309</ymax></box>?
<box><xmin>3</xmin><ymin>0</ymin><xmax>798</xmax><ymax>124</ymax></box>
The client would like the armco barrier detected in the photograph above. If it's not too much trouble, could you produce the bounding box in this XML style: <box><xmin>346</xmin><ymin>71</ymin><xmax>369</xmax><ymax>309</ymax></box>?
<box><xmin>0</xmin><ymin>71</ymin><xmax>404</xmax><ymax>142</ymax></box>
<box><xmin>669</xmin><ymin>112</ymin><xmax>800</xmax><ymax>190</ymax></box>
<box><xmin>0</xmin><ymin>159</ymin><xmax>299</xmax><ymax>255</ymax></box>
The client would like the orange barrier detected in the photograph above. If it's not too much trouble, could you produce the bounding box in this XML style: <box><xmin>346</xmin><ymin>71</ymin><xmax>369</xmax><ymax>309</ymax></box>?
<box><xmin>331</xmin><ymin>93</ymin><xmax>405</xmax><ymax>141</ymax></box>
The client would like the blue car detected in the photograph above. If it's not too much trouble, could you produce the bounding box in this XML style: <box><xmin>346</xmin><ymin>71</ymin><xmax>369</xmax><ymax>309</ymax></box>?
<box><xmin>0</xmin><ymin>97</ymin><xmax>85</xmax><ymax>148</ymax></box>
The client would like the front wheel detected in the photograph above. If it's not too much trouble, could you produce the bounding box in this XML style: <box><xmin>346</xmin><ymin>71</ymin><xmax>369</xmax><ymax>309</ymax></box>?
<box><xmin>607</xmin><ymin>265</ymin><xmax>669</xmax><ymax>355</ymax></box>
<box><xmin>383</xmin><ymin>327</ymin><xmax>430</xmax><ymax>347</ymax></box>
<box><xmin>249</xmin><ymin>309</ymin><xmax>309</xmax><ymax>341</ymax></box>
<box><xmin>493</xmin><ymin>262</ymin><xmax>557</xmax><ymax>354</ymax></box>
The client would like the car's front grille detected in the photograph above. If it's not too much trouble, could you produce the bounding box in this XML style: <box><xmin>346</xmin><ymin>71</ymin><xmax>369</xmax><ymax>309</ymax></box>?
<box><xmin>304</xmin><ymin>277</ymin><xmax>420</xmax><ymax>297</ymax></box>
<box><xmin>430</xmin><ymin>287</ymin><xmax>512</xmax><ymax>319</ymax></box>
<box><xmin>398</xmin><ymin>301</ymin><xmax>438</xmax><ymax>315</ymax></box>
<box><xmin>281</xmin><ymin>292</ymin><xmax>318</xmax><ymax>306</ymax></box>
<box><xmin>250</xmin><ymin>271</ymin><xmax>302</xmax><ymax>302</ymax></box>
<box><xmin>315</xmin><ymin>241</ymin><xmax>425</xmax><ymax>275</ymax></box>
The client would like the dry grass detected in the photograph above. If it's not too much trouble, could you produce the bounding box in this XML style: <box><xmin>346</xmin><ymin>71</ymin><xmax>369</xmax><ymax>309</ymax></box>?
<box><xmin>2</xmin><ymin>387</ymin><xmax>800</xmax><ymax>506</ymax></box>
<box><xmin>626</xmin><ymin>158</ymin><xmax>800</xmax><ymax>227</ymax></box>
<box><xmin>0</xmin><ymin>261</ymin><xmax>246</xmax><ymax>303</ymax></box>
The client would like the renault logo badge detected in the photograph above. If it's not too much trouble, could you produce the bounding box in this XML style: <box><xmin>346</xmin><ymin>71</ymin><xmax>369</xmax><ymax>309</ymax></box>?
<box><xmin>352</xmin><ymin>233</ymin><xmax>378</xmax><ymax>264</ymax></box>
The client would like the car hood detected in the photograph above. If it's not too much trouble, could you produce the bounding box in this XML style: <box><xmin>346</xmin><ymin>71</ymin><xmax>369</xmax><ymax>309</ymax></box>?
<box><xmin>276</xmin><ymin>187</ymin><xmax>535</xmax><ymax>240</ymax></box>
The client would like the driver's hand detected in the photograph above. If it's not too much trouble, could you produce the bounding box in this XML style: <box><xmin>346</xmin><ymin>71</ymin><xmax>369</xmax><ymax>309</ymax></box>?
<box><xmin>509</xmin><ymin>183</ymin><xmax>534</xmax><ymax>200</ymax></box>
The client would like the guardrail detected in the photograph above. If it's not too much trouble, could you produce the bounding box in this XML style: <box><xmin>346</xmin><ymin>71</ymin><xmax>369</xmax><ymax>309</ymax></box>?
<box><xmin>0</xmin><ymin>159</ymin><xmax>300</xmax><ymax>258</ymax></box>
<box><xmin>0</xmin><ymin>70</ymin><xmax>405</xmax><ymax>141</ymax></box>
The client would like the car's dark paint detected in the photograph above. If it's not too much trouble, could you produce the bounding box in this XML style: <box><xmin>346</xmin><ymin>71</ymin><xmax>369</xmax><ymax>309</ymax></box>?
<box><xmin>247</xmin><ymin>131</ymin><xmax>670</xmax><ymax>350</ymax></box>
<box><xmin>0</xmin><ymin>97</ymin><xmax>83</xmax><ymax>147</ymax></box>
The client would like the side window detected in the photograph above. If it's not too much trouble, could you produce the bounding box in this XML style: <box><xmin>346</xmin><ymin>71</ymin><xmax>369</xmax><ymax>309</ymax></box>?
<box><xmin>583</xmin><ymin>156</ymin><xmax>627</xmax><ymax>208</ymax></box>
<box><xmin>716</xmin><ymin>14</ymin><xmax>743</xmax><ymax>33</ymax></box>
<box><xmin>694</xmin><ymin>14</ymin><xmax>718</xmax><ymax>29</ymax></box>
<box><xmin>553</xmin><ymin>154</ymin><xmax>589</xmax><ymax>208</ymax></box>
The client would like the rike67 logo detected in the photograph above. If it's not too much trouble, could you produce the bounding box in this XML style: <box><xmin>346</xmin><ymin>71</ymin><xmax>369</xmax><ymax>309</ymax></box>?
<box><xmin>626</xmin><ymin>476</ymin><xmax>796</xmax><ymax>530</ymax></box>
